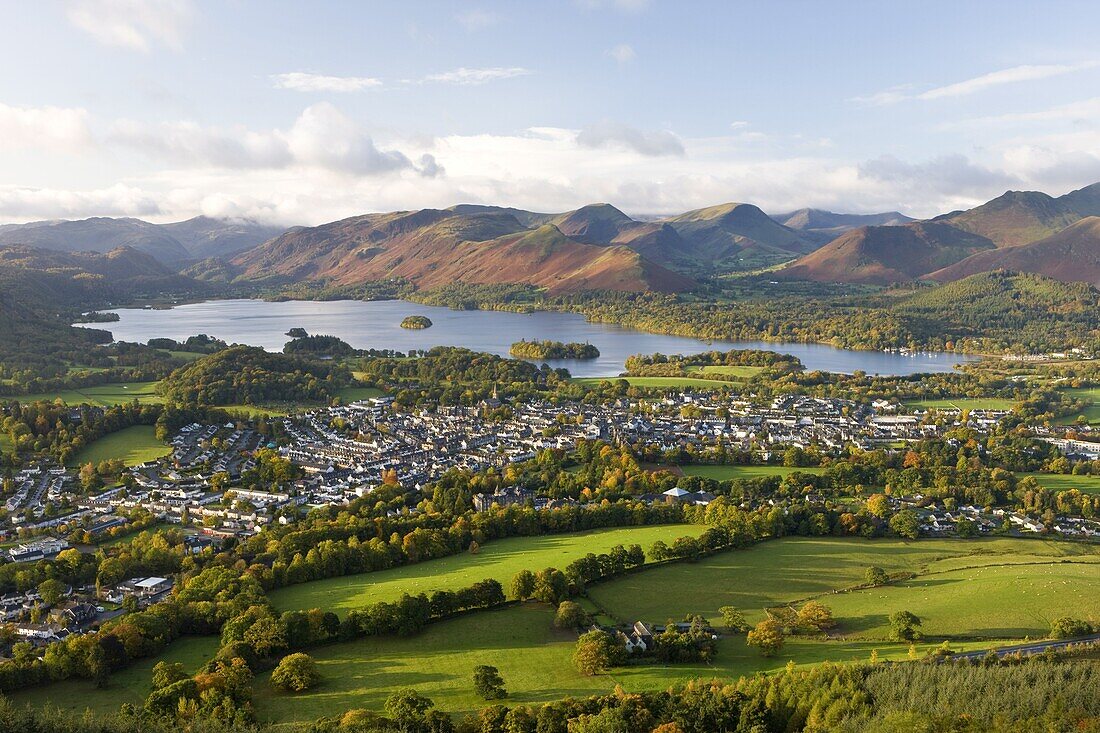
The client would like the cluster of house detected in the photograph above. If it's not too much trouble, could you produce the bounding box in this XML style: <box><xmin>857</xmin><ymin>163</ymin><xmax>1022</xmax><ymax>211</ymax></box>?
<box><xmin>0</xmin><ymin>575</ymin><xmax>175</xmax><ymax>649</ymax></box>
<box><xmin>0</xmin><ymin>387</ymin><xmax>1093</xmax><ymax>553</ymax></box>
<box><xmin>886</xmin><ymin>493</ymin><xmax>1100</xmax><ymax>539</ymax></box>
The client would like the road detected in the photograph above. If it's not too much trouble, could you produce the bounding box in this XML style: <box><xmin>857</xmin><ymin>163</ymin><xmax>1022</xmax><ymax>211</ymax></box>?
<box><xmin>951</xmin><ymin>633</ymin><xmax>1100</xmax><ymax>660</ymax></box>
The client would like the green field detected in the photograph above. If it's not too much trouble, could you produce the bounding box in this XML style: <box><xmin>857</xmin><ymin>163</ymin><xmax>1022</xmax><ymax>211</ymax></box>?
<box><xmin>586</xmin><ymin>537</ymin><xmax>1100</xmax><ymax>636</ymax></box>
<box><xmin>902</xmin><ymin>397</ymin><xmax>1017</xmax><ymax>411</ymax></box>
<box><xmin>268</xmin><ymin>525</ymin><xmax>704</xmax><ymax>613</ymax></box>
<box><xmin>67</xmin><ymin>425</ymin><xmax>171</xmax><ymax>467</ymax></box>
<box><xmin>6</xmin><ymin>635</ymin><xmax>219</xmax><ymax>715</ymax></box>
<box><xmin>571</xmin><ymin>376</ymin><xmax>734</xmax><ymax>389</ymax></box>
<box><xmin>1060</xmin><ymin>386</ymin><xmax>1100</xmax><ymax>424</ymax></box>
<box><xmin>1016</xmin><ymin>472</ymin><xmax>1100</xmax><ymax>495</ymax></box>
<box><xmin>680</xmin><ymin>464</ymin><xmax>826</xmax><ymax>481</ymax></box>
<box><xmin>824</xmin><ymin>561</ymin><xmax>1100</xmax><ymax>639</ymax></box>
<box><xmin>14</xmin><ymin>381</ymin><xmax>164</xmax><ymax>406</ymax></box>
<box><xmin>219</xmin><ymin>386</ymin><xmax>385</xmax><ymax>418</ymax></box>
<box><xmin>9</xmin><ymin>381</ymin><xmax>381</xmax><ymax>415</ymax></box>
<box><xmin>250</xmin><ymin>603</ymin><xmax>1013</xmax><ymax>726</ymax></box>
<box><xmin>686</xmin><ymin>365</ymin><xmax>763</xmax><ymax>379</ymax></box>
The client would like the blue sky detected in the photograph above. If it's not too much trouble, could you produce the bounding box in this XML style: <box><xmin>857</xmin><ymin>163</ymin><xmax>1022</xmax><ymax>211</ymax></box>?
<box><xmin>1</xmin><ymin>0</ymin><xmax>1099</xmax><ymax>224</ymax></box>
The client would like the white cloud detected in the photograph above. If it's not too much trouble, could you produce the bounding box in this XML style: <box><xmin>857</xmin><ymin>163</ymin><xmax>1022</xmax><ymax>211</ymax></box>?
<box><xmin>0</xmin><ymin>103</ymin><xmax>93</xmax><ymax>152</ymax></box>
<box><xmin>0</xmin><ymin>183</ymin><xmax>161</xmax><ymax>220</ymax></box>
<box><xmin>456</xmin><ymin>9</ymin><xmax>499</xmax><ymax>30</ymax></box>
<box><xmin>576</xmin><ymin>121</ymin><xmax>685</xmax><ymax>157</ymax></box>
<box><xmin>284</xmin><ymin>103</ymin><xmax>413</xmax><ymax>175</ymax></box>
<box><xmin>576</xmin><ymin>0</ymin><xmax>651</xmax><ymax>12</ymax></box>
<box><xmin>110</xmin><ymin>103</ymin><xmax>434</xmax><ymax>177</ymax></box>
<box><xmin>944</xmin><ymin>96</ymin><xmax>1100</xmax><ymax>128</ymax></box>
<box><xmin>423</xmin><ymin>67</ymin><xmax>531</xmax><ymax>85</ymax></box>
<box><xmin>272</xmin><ymin>72</ymin><xmax>383</xmax><ymax>93</ymax></box>
<box><xmin>607</xmin><ymin>43</ymin><xmax>636</xmax><ymax>64</ymax></box>
<box><xmin>66</xmin><ymin>0</ymin><xmax>193</xmax><ymax>52</ymax></box>
<box><xmin>853</xmin><ymin>62</ymin><xmax>1099</xmax><ymax>105</ymax></box>
<box><xmin>918</xmin><ymin>62</ymin><xmax>1098</xmax><ymax>100</ymax></box>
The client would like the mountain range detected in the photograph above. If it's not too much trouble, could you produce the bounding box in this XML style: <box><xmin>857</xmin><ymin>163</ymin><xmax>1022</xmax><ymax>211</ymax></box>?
<box><xmin>0</xmin><ymin>216</ymin><xmax>283</xmax><ymax>265</ymax></box>
<box><xmin>226</xmin><ymin>200</ymin><xmax>826</xmax><ymax>293</ymax></box>
<box><xmin>3</xmin><ymin>182</ymin><xmax>1100</xmax><ymax>294</ymax></box>
<box><xmin>779</xmin><ymin>182</ymin><xmax>1100</xmax><ymax>287</ymax></box>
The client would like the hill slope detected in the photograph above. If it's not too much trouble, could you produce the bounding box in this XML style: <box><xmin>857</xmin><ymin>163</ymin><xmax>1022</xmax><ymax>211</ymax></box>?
<box><xmin>232</xmin><ymin>211</ymin><xmax>693</xmax><ymax>294</ymax></box>
<box><xmin>160</xmin><ymin>216</ymin><xmax>285</xmax><ymax>260</ymax></box>
<box><xmin>935</xmin><ymin>190</ymin><xmax>1081</xmax><ymax>248</ymax></box>
<box><xmin>779</xmin><ymin>222</ymin><xmax>995</xmax><ymax>284</ymax></box>
<box><xmin>664</xmin><ymin>202</ymin><xmax>813</xmax><ymax>260</ymax></box>
<box><xmin>927</xmin><ymin>216</ymin><xmax>1100</xmax><ymax>286</ymax></box>
<box><xmin>0</xmin><ymin>217</ymin><xmax>191</xmax><ymax>264</ymax></box>
<box><xmin>775</xmin><ymin>208</ymin><xmax>914</xmax><ymax>245</ymax></box>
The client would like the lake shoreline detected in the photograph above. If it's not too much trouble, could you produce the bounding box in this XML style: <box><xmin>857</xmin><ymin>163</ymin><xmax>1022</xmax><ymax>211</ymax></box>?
<box><xmin>80</xmin><ymin>297</ymin><xmax>979</xmax><ymax>377</ymax></box>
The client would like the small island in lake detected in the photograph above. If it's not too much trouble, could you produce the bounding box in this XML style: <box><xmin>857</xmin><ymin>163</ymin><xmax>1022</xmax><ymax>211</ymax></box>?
<box><xmin>400</xmin><ymin>315</ymin><xmax>433</xmax><ymax>329</ymax></box>
<box><xmin>286</xmin><ymin>327</ymin><xmax>308</xmax><ymax>338</ymax></box>
<box><xmin>509</xmin><ymin>339</ymin><xmax>600</xmax><ymax>360</ymax></box>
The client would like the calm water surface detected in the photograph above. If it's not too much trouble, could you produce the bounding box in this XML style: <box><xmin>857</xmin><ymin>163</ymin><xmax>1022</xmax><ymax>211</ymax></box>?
<box><xmin>91</xmin><ymin>299</ymin><xmax>975</xmax><ymax>377</ymax></box>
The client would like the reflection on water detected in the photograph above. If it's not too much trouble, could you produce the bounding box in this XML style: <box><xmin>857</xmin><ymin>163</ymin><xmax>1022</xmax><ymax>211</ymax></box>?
<box><xmin>87</xmin><ymin>299</ymin><xmax>975</xmax><ymax>377</ymax></box>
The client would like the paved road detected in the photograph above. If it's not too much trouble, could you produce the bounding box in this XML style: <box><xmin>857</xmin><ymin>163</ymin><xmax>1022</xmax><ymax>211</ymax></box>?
<box><xmin>951</xmin><ymin>633</ymin><xmax>1100</xmax><ymax>660</ymax></box>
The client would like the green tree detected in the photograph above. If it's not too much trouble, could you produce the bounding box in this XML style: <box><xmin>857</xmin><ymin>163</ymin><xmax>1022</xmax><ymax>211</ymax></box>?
<box><xmin>746</xmin><ymin>619</ymin><xmax>784</xmax><ymax>657</ymax></box>
<box><xmin>889</xmin><ymin>509</ymin><xmax>920</xmax><ymax>539</ymax></box>
<box><xmin>510</xmin><ymin>569</ymin><xmax>536</xmax><ymax>601</ymax></box>
<box><xmin>151</xmin><ymin>661</ymin><xmax>188</xmax><ymax>691</ymax></box>
<box><xmin>572</xmin><ymin>630</ymin><xmax>625</xmax><ymax>675</ymax></box>
<box><xmin>865</xmin><ymin>566</ymin><xmax>889</xmax><ymax>586</ymax></box>
<box><xmin>796</xmin><ymin>601</ymin><xmax>836</xmax><ymax>632</ymax></box>
<box><xmin>385</xmin><ymin>689</ymin><xmax>434</xmax><ymax>732</ymax></box>
<box><xmin>1050</xmin><ymin>617</ymin><xmax>1092</xmax><ymax>639</ymax></box>
<box><xmin>554</xmin><ymin>600</ymin><xmax>589</xmax><ymax>630</ymax></box>
<box><xmin>472</xmin><ymin>664</ymin><xmax>507</xmax><ymax>700</ymax></box>
<box><xmin>37</xmin><ymin>578</ymin><xmax>66</xmax><ymax>606</ymax></box>
<box><xmin>719</xmin><ymin>606</ymin><xmax>750</xmax><ymax>633</ymax></box>
<box><xmin>270</xmin><ymin>652</ymin><xmax>319</xmax><ymax>693</ymax></box>
<box><xmin>889</xmin><ymin>610</ymin><xmax>923</xmax><ymax>641</ymax></box>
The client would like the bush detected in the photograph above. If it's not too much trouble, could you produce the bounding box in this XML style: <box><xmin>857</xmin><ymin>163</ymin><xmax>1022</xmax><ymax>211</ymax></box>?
<box><xmin>270</xmin><ymin>652</ymin><xmax>320</xmax><ymax>693</ymax></box>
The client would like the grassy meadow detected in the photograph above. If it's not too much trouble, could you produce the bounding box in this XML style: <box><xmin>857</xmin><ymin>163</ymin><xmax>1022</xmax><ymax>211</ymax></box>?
<box><xmin>571</xmin><ymin>376</ymin><xmax>735</xmax><ymax>389</ymax></box>
<box><xmin>680</xmin><ymin>464</ymin><xmax>826</xmax><ymax>481</ymax></box>
<box><xmin>902</xmin><ymin>397</ymin><xmax>1017</xmax><ymax>411</ymax></box>
<box><xmin>268</xmin><ymin>524</ymin><xmax>704</xmax><ymax>613</ymax></box>
<box><xmin>14</xmin><ymin>381</ymin><xmax>164</xmax><ymax>406</ymax></box>
<box><xmin>1060</xmin><ymin>386</ymin><xmax>1100</xmax><ymax>424</ymax></box>
<box><xmin>1016</xmin><ymin>472</ymin><xmax>1100</xmax><ymax>495</ymax></box>
<box><xmin>586</xmin><ymin>536</ymin><xmax>1100</xmax><ymax>634</ymax></box>
<box><xmin>67</xmin><ymin>425</ymin><xmax>171</xmax><ymax>467</ymax></box>
<box><xmin>6</xmin><ymin>635</ymin><xmax>219</xmax><ymax>715</ymax></box>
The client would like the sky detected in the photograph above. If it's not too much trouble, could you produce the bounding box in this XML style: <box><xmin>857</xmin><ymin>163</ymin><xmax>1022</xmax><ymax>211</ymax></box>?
<box><xmin>2</xmin><ymin>0</ymin><xmax>1100</xmax><ymax>225</ymax></box>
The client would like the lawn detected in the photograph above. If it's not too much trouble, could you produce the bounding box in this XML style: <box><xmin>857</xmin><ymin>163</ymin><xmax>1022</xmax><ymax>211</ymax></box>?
<box><xmin>14</xmin><ymin>381</ymin><xmax>164</xmax><ymax>406</ymax></box>
<box><xmin>586</xmin><ymin>536</ymin><xmax>1100</xmax><ymax>635</ymax></box>
<box><xmin>902</xmin><ymin>397</ymin><xmax>1017</xmax><ymax>411</ymax></box>
<box><xmin>685</xmin><ymin>365</ymin><xmax>764</xmax><ymax>379</ymax></box>
<box><xmin>222</xmin><ymin>386</ymin><xmax>384</xmax><ymax>418</ymax></box>
<box><xmin>680</xmin><ymin>464</ymin><xmax>826</xmax><ymax>481</ymax></box>
<box><xmin>268</xmin><ymin>525</ymin><xmax>704</xmax><ymax>614</ymax></box>
<box><xmin>571</xmin><ymin>377</ymin><xmax>735</xmax><ymax>390</ymax></box>
<box><xmin>6</xmin><ymin>635</ymin><xmax>220</xmax><ymax>715</ymax></box>
<box><xmin>1060</xmin><ymin>386</ymin><xmax>1100</xmax><ymax>425</ymax></box>
<box><xmin>250</xmin><ymin>603</ymin><xmax>1017</xmax><ymax>726</ymax></box>
<box><xmin>1016</xmin><ymin>472</ymin><xmax>1100</xmax><ymax>495</ymax></box>
<box><xmin>824</xmin><ymin>560</ymin><xmax>1100</xmax><ymax>639</ymax></box>
<box><xmin>253</xmin><ymin>605</ymin><xmax>610</xmax><ymax>725</ymax></box>
<box><xmin>67</xmin><ymin>425</ymin><xmax>171</xmax><ymax>467</ymax></box>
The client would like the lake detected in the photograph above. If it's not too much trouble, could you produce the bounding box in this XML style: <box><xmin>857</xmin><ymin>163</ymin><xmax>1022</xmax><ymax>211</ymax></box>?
<box><xmin>90</xmin><ymin>299</ymin><xmax>975</xmax><ymax>377</ymax></box>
